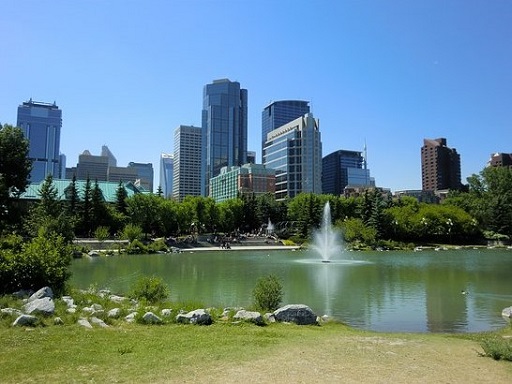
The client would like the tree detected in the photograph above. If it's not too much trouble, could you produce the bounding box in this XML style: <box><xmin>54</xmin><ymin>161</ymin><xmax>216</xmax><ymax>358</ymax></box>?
<box><xmin>252</xmin><ymin>274</ymin><xmax>283</xmax><ymax>311</ymax></box>
<box><xmin>64</xmin><ymin>175</ymin><xmax>80</xmax><ymax>216</ymax></box>
<box><xmin>0</xmin><ymin>125</ymin><xmax>32</xmax><ymax>231</ymax></box>
<box><xmin>79</xmin><ymin>177</ymin><xmax>93</xmax><ymax>237</ymax></box>
<box><xmin>115</xmin><ymin>180</ymin><xmax>129</xmax><ymax>215</ymax></box>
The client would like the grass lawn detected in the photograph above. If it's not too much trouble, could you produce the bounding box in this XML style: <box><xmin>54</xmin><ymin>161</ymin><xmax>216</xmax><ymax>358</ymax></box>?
<box><xmin>1</xmin><ymin>321</ymin><xmax>512</xmax><ymax>383</ymax></box>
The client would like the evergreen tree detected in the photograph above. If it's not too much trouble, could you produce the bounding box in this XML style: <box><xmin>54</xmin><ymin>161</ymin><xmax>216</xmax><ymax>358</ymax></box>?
<box><xmin>91</xmin><ymin>180</ymin><xmax>107</xmax><ymax>230</ymax></box>
<box><xmin>115</xmin><ymin>180</ymin><xmax>128</xmax><ymax>215</ymax></box>
<box><xmin>80</xmin><ymin>177</ymin><xmax>93</xmax><ymax>236</ymax></box>
<box><xmin>65</xmin><ymin>174</ymin><xmax>80</xmax><ymax>215</ymax></box>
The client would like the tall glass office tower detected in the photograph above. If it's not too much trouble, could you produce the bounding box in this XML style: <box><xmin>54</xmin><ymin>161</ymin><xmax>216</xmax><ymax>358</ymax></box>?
<box><xmin>16</xmin><ymin>99</ymin><xmax>62</xmax><ymax>182</ymax></box>
<box><xmin>261</xmin><ymin>100</ymin><xmax>310</xmax><ymax>155</ymax></box>
<box><xmin>202</xmin><ymin>79</ymin><xmax>248</xmax><ymax>196</ymax></box>
<box><xmin>159</xmin><ymin>153</ymin><xmax>173</xmax><ymax>198</ymax></box>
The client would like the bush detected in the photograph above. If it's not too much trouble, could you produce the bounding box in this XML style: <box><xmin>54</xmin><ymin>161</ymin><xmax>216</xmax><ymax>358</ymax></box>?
<box><xmin>130</xmin><ymin>276</ymin><xmax>169</xmax><ymax>304</ymax></box>
<box><xmin>122</xmin><ymin>224</ymin><xmax>143</xmax><ymax>243</ymax></box>
<box><xmin>0</xmin><ymin>233</ymin><xmax>72</xmax><ymax>295</ymax></box>
<box><xmin>125</xmin><ymin>239</ymin><xmax>147</xmax><ymax>254</ymax></box>
<box><xmin>252</xmin><ymin>274</ymin><xmax>283</xmax><ymax>312</ymax></box>
<box><xmin>479</xmin><ymin>335</ymin><xmax>512</xmax><ymax>361</ymax></box>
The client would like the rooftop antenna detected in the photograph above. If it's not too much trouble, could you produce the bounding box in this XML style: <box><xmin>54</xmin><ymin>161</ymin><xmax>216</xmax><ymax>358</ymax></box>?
<box><xmin>363</xmin><ymin>139</ymin><xmax>368</xmax><ymax>170</ymax></box>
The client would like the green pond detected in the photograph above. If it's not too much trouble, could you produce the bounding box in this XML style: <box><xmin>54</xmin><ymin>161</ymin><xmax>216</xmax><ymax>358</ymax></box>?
<box><xmin>70</xmin><ymin>247</ymin><xmax>512</xmax><ymax>333</ymax></box>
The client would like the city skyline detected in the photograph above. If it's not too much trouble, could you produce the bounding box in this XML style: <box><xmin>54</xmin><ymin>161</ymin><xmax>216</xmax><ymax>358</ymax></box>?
<box><xmin>1</xmin><ymin>1</ymin><xmax>511</xmax><ymax>192</ymax></box>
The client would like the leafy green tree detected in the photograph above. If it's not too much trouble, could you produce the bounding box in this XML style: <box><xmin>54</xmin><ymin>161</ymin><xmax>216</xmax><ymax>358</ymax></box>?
<box><xmin>121</xmin><ymin>223</ymin><xmax>143</xmax><ymax>242</ymax></box>
<box><xmin>241</xmin><ymin>193</ymin><xmax>259</xmax><ymax>233</ymax></box>
<box><xmin>126</xmin><ymin>193</ymin><xmax>161</xmax><ymax>238</ymax></box>
<box><xmin>159</xmin><ymin>199</ymin><xmax>179</xmax><ymax>236</ymax></box>
<box><xmin>252</xmin><ymin>274</ymin><xmax>283</xmax><ymax>312</ymax></box>
<box><xmin>0</xmin><ymin>232</ymin><xmax>72</xmax><ymax>295</ymax></box>
<box><xmin>218</xmin><ymin>198</ymin><xmax>244</xmax><ymax>232</ymax></box>
<box><xmin>0</xmin><ymin>124</ymin><xmax>32</xmax><ymax>232</ymax></box>
<box><xmin>287</xmin><ymin>193</ymin><xmax>322</xmax><ymax>238</ymax></box>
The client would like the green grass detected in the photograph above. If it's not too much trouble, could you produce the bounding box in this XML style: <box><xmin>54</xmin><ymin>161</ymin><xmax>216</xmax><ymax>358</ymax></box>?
<box><xmin>0</xmin><ymin>321</ymin><xmax>347</xmax><ymax>383</ymax></box>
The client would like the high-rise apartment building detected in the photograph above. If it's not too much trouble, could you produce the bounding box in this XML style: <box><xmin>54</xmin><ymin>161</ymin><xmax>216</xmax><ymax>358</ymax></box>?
<box><xmin>128</xmin><ymin>162</ymin><xmax>154</xmax><ymax>192</ymax></box>
<box><xmin>202</xmin><ymin>79</ymin><xmax>248</xmax><ymax>196</ymax></box>
<box><xmin>421</xmin><ymin>138</ymin><xmax>462</xmax><ymax>192</ymax></box>
<box><xmin>322</xmin><ymin>149</ymin><xmax>374</xmax><ymax>195</ymax></box>
<box><xmin>16</xmin><ymin>99</ymin><xmax>62</xmax><ymax>182</ymax></box>
<box><xmin>488</xmin><ymin>153</ymin><xmax>512</xmax><ymax>167</ymax></box>
<box><xmin>262</xmin><ymin>100</ymin><xmax>310</xmax><ymax>155</ymax></box>
<box><xmin>173</xmin><ymin>125</ymin><xmax>202</xmax><ymax>201</ymax></box>
<box><xmin>263</xmin><ymin>113</ymin><xmax>322</xmax><ymax>200</ymax></box>
<box><xmin>160</xmin><ymin>153</ymin><xmax>174</xmax><ymax>198</ymax></box>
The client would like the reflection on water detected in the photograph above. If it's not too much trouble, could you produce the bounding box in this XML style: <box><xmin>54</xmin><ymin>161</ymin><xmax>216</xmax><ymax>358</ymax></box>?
<box><xmin>70</xmin><ymin>248</ymin><xmax>512</xmax><ymax>333</ymax></box>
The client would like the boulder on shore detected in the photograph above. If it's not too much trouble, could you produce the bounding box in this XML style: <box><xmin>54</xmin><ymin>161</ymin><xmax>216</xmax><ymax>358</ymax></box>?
<box><xmin>23</xmin><ymin>296</ymin><xmax>55</xmax><ymax>316</ymax></box>
<box><xmin>176</xmin><ymin>309</ymin><xmax>212</xmax><ymax>325</ymax></box>
<box><xmin>233</xmin><ymin>309</ymin><xmax>264</xmax><ymax>325</ymax></box>
<box><xmin>502</xmin><ymin>306</ymin><xmax>512</xmax><ymax>319</ymax></box>
<box><xmin>273</xmin><ymin>304</ymin><xmax>318</xmax><ymax>325</ymax></box>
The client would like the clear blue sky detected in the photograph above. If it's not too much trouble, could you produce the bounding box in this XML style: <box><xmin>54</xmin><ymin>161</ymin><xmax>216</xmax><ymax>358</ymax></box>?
<box><xmin>1</xmin><ymin>0</ymin><xmax>511</xmax><ymax>192</ymax></box>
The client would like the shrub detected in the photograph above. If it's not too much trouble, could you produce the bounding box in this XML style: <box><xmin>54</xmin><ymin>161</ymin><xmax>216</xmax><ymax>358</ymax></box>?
<box><xmin>122</xmin><ymin>224</ymin><xmax>143</xmax><ymax>243</ymax></box>
<box><xmin>0</xmin><ymin>233</ymin><xmax>72</xmax><ymax>296</ymax></box>
<box><xmin>125</xmin><ymin>239</ymin><xmax>147</xmax><ymax>254</ymax></box>
<box><xmin>479</xmin><ymin>335</ymin><xmax>512</xmax><ymax>361</ymax></box>
<box><xmin>94</xmin><ymin>226</ymin><xmax>110</xmax><ymax>242</ymax></box>
<box><xmin>252</xmin><ymin>274</ymin><xmax>283</xmax><ymax>312</ymax></box>
<box><xmin>130</xmin><ymin>276</ymin><xmax>169</xmax><ymax>304</ymax></box>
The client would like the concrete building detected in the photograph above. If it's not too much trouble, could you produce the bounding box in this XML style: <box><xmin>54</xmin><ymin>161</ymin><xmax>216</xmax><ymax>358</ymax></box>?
<box><xmin>107</xmin><ymin>166</ymin><xmax>138</xmax><ymax>184</ymax></box>
<box><xmin>322</xmin><ymin>149</ymin><xmax>374</xmax><ymax>195</ymax></box>
<box><xmin>76</xmin><ymin>150</ymin><xmax>109</xmax><ymax>181</ymax></box>
<box><xmin>173</xmin><ymin>125</ymin><xmax>202</xmax><ymax>201</ymax></box>
<box><xmin>210</xmin><ymin>163</ymin><xmax>276</xmax><ymax>203</ymax></box>
<box><xmin>101</xmin><ymin>145</ymin><xmax>117</xmax><ymax>167</ymax></box>
<box><xmin>16</xmin><ymin>99</ymin><xmax>62</xmax><ymax>182</ymax></box>
<box><xmin>160</xmin><ymin>153</ymin><xmax>174</xmax><ymax>198</ymax></box>
<box><xmin>421</xmin><ymin>138</ymin><xmax>462</xmax><ymax>192</ymax></box>
<box><xmin>263</xmin><ymin>113</ymin><xmax>322</xmax><ymax>201</ymax></box>
<box><xmin>202</xmin><ymin>79</ymin><xmax>248</xmax><ymax>196</ymax></box>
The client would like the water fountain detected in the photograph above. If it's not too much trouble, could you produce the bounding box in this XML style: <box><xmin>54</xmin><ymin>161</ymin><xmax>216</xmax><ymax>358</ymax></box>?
<box><xmin>266</xmin><ymin>218</ymin><xmax>274</xmax><ymax>236</ymax></box>
<box><xmin>311</xmin><ymin>202</ymin><xmax>343</xmax><ymax>263</ymax></box>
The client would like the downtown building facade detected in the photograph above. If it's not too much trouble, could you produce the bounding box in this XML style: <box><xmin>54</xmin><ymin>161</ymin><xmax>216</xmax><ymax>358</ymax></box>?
<box><xmin>263</xmin><ymin>113</ymin><xmax>322</xmax><ymax>200</ymax></box>
<box><xmin>201</xmin><ymin>79</ymin><xmax>248</xmax><ymax>196</ymax></box>
<box><xmin>322</xmin><ymin>149</ymin><xmax>374</xmax><ymax>195</ymax></box>
<box><xmin>421</xmin><ymin>138</ymin><xmax>462</xmax><ymax>192</ymax></box>
<box><xmin>173</xmin><ymin>125</ymin><xmax>202</xmax><ymax>201</ymax></box>
<box><xmin>210</xmin><ymin>164</ymin><xmax>276</xmax><ymax>203</ymax></box>
<box><xmin>262</xmin><ymin>100</ymin><xmax>310</xmax><ymax>156</ymax></box>
<box><xmin>159</xmin><ymin>153</ymin><xmax>174</xmax><ymax>198</ymax></box>
<box><xmin>16</xmin><ymin>99</ymin><xmax>62</xmax><ymax>182</ymax></box>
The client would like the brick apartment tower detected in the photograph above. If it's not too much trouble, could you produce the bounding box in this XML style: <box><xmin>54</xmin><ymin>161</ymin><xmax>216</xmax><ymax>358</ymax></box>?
<box><xmin>421</xmin><ymin>138</ymin><xmax>462</xmax><ymax>192</ymax></box>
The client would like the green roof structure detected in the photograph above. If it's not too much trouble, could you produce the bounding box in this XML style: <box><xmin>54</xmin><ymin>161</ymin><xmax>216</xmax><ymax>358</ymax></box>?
<box><xmin>20</xmin><ymin>179</ymin><xmax>146</xmax><ymax>203</ymax></box>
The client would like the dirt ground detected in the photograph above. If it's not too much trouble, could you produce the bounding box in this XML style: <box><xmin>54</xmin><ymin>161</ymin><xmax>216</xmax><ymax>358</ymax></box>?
<box><xmin>182</xmin><ymin>334</ymin><xmax>512</xmax><ymax>383</ymax></box>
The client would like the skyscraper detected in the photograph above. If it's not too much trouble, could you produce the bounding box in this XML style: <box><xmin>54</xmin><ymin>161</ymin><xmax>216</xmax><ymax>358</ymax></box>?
<box><xmin>160</xmin><ymin>153</ymin><xmax>174</xmax><ymax>198</ymax></box>
<box><xmin>322</xmin><ymin>149</ymin><xmax>374</xmax><ymax>195</ymax></box>
<box><xmin>16</xmin><ymin>99</ymin><xmax>62</xmax><ymax>182</ymax></box>
<box><xmin>128</xmin><ymin>162</ymin><xmax>154</xmax><ymax>192</ymax></box>
<box><xmin>261</xmin><ymin>100</ymin><xmax>310</xmax><ymax>155</ymax></box>
<box><xmin>173</xmin><ymin>125</ymin><xmax>202</xmax><ymax>201</ymax></box>
<box><xmin>263</xmin><ymin>113</ymin><xmax>322</xmax><ymax>200</ymax></box>
<box><xmin>421</xmin><ymin>138</ymin><xmax>462</xmax><ymax>191</ymax></box>
<box><xmin>202</xmin><ymin>79</ymin><xmax>248</xmax><ymax>196</ymax></box>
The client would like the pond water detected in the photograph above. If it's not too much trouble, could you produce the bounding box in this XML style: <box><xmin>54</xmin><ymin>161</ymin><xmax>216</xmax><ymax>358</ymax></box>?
<box><xmin>70</xmin><ymin>247</ymin><xmax>512</xmax><ymax>333</ymax></box>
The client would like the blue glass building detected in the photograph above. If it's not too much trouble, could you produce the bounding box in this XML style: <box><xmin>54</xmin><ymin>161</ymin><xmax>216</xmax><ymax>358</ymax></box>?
<box><xmin>16</xmin><ymin>99</ymin><xmax>62</xmax><ymax>182</ymax></box>
<box><xmin>261</xmin><ymin>100</ymin><xmax>310</xmax><ymax>155</ymax></box>
<box><xmin>322</xmin><ymin>149</ymin><xmax>373</xmax><ymax>195</ymax></box>
<box><xmin>263</xmin><ymin>113</ymin><xmax>322</xmax><ymax>200</ymax></box>
<box><xmin>159</xmin><ymin>153</ymin><xmax>173</xmax><ymax>198</ymax></box>
<box><xmin>202</xmin><ymin>79</ymin><xmax>248</xmax><ymax>196</ymax></box>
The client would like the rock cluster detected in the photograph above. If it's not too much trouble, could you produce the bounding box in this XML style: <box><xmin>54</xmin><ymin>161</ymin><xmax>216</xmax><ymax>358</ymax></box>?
<box><xmin>3</xmin><ymin>286</ymin><xmax>321</xmax><ymax>328</ymax></box>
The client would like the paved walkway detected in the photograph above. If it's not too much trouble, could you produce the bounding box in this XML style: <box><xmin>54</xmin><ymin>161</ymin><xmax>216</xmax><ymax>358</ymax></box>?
<box><xmin>178</xmin><ymin>245</ymin><xmax>302</xmax><ymax>252</ymax></box>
